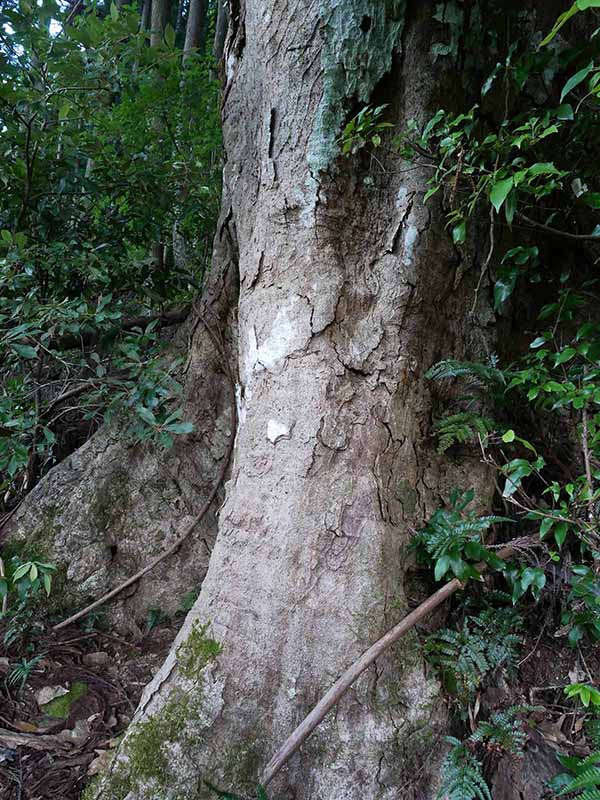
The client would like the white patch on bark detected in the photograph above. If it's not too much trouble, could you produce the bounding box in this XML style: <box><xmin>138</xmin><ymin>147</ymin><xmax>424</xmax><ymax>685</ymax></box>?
<box><xmin>255</xmin><ymin>296</ymin><xmax>311</xmax><ymax>369</ymax></box>
<box><xmin>235</xmin><ymin>384</ymin><xmax>246</xmax><ymax>426</ymax></box>
<box><xmin>395</xmin><ymin>186</ymin><xmax>408</xmax><ymax>208</ymax></box>
<box><xmin>402</xmin><ymin>223</ymin><xmax>419</xmax><ymax>266</ymax></box>
<box><xmin>267</xmin><ymin>419</ymin><xmax>291</xmax><ymax>443</ymax></box>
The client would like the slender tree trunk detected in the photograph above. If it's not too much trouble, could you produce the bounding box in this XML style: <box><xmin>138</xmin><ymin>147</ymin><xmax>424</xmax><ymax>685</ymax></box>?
<box><xmin>140</xmin><ymin>0</ymin><xmax>151</xmax><ymax>32</ymax></box>
<box><xmin>212</xmin><ymin>0</ymin><xmax>228</xmax><ymax>62</ymax></box>
<box><xmin>150</xmin><ymin>0</ymin><xmax>171</xmax><ymax>46</ymax></box>
<box><xmin>90</xmin><ymin>3</ymin><xmax>501</xmax><ymax>799</ymax></box>
<box><xmin>183</xmin><ymin>0</ymin><xmax>207</xmax><ymax>61</ymax></box>
<box><xmin>175</xmin><ymin>0</ymin><xmax>186</xmax><ymax>37</ymax></box>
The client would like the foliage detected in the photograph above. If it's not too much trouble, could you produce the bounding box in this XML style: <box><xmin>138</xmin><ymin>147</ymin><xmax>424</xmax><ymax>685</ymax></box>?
<box><xmin>437</xmin><ymin>738</ymin><xmax>491</xmax><ymax>800</ymax></box>
<box><xmin>433</xmin><ymin>412</ymin><xmax>497</xmax><ymax>454</ymax></box>
<box><xmin>565</xmin><ymin>684</ymin><xmax>600</xmax><ymax>709</ymax></box>
<box><xmin>0</xmin><ymin>0</ymin><xmax>221</xmax><ymax>506</ymax></box>
<box><xmin>1</xmin><ymin>554</ymin><xmax>57</xmax><ymax>649</ymax></box>
<box><xmin>411</xmin><ymin>489</ymin><xmax>508</xmax><ymax>582</ymax></box>
<box><xmin>439</xmin><ymin>707</ymin><xmax>537</xmax><ymax>800</ymax></box>
<box><xmin>338</xmin><ymin>104</ymin><xmax>392</xmax><ymax>156</ymax></box>
<box><xmin>425</xmin><ymin>607</ymin><xmax>522</xmax><ymax>700</ymax></box>
<box><xmin>468</xmin><ymin>705</ymin><xmax>534</xmax><ymax>756</ymax></box>
<box><xmin>552</xmin><ymin>750</ymin><xmax>600</xmax><ymax>799</ymax></box>
<box><xmin>6</xmin><ymin>653</ymin><xmax>44</xmax><ymax>692</ymax></box>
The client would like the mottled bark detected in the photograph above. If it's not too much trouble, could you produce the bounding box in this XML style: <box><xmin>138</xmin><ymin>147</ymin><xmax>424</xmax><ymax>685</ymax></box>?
<box><xmin>89</xmin><ymin>3</ymin><xmax>501</xmax><ymax>799</ymax></box>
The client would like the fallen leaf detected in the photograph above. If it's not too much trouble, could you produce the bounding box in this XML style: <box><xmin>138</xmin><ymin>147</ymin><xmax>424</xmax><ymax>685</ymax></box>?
<box><xmin>36</xmin><ymin>685</ymin><xmax>69</xmax><ymax>707</ymax></box>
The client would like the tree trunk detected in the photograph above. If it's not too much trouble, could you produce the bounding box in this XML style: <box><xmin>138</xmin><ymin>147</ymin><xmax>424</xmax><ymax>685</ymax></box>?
<box><xmin>150</xmin><ymin>0</ymin><xmax>171</xmax><ymax>47</ymax></box>
<box><xmin>212</xmin><ymin>0</ymin><xmax>228</xmax><ymax>63</ymax></box>
<box><xmin>89</xmin><ymin>3</ymin><xmax>501</xmax><ymax>799</ymax></box>
<box><xmin>183</xmin><ymin>0</ymin><xmax>207</xmax><ymax>61</ymax></box>
<box><xmin>140</xmin><ymin>0</ymin><xmax>151</xmax><ymax>33</ymax></box>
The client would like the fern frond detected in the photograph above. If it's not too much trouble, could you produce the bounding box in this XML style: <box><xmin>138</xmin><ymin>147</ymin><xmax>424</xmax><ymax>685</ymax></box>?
<box><xmin>578</xmin><ymin>751</ymin><xmax>600</xmax><ymax>771</ymax></box>
<box><xmin>434</xmin><ymin>412</ymin><xmax>497</xmax><ymax>453</ymax></box>
<box><xmin>586</xmin><ymin>721</ymin><xmax>600</xmax><ymax>751</ymax></box>
<box><xmin>469</xmin><ymin>706</ymin><xmax>535</xmax><ymax>756</ymax></box>
<box><xmin>579</xmin><ymin>789</ymin><xmax>600</xmax><ymax>800</ymax></box>
<box><xmin>560</xmin><ymin>767</ymin><xmax>600</xmax><ymax>794</ymax></box>
<box><xmin>426</xmin><ymin>359</ymin><xmax>505</xmax><ymax>387</ymax></box>
<box><xmin>437</xmin><ymin>743</ymin><xmax>491</xmax><ymax>800</ymax></box>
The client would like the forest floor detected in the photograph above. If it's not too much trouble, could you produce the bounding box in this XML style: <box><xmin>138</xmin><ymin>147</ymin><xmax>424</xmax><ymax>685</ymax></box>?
<box><xmin>0</xmin><ymin>613</ymin><xmax>182</xmax><ymax>800</ymax></box>
<box><xmin>1</xmin><ymin>599</ymin><xmax>600</xmax><ymax>799</ymax></box>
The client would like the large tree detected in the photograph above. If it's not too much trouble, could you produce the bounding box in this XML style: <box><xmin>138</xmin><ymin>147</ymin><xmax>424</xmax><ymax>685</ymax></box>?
<box><xmin>6</xmin><ymin>1</ymin><xmax>587</xmax><ymax>799</ymax></box>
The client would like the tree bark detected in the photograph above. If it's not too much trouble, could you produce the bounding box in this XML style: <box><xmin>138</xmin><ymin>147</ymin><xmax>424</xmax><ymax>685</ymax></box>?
<box><xmin>183</xmin><ymin>0</ymin><xmax>207</xmax><ymax>62</ymax></box>
<box><xmin>212</xmin><ymin>0</ymin><xmax>228</xmax><ymax>63</ymax></box>
<box><xmin>89</xmin><ymin>2</ymin><xmax>502</xmax><ymax>799</ymax></box>
<box><xmin>150</xmin><ymin>0</ymin><xmax>171</xmax><ymax>47</ymax></box>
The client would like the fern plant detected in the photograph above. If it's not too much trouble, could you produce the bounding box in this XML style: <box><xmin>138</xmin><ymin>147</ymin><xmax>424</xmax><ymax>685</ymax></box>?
<box><xmin>411</xmin><ymin>489</ymin><xmax>508</xmax><ymax>582</ymax></box>
<box><xmin>425</xmin><ymin>610</ymin><xmax>521</xmax><ymax>700</ymax></box>
<box><xmin>437</xmin><ymin>738</ymin><xmax>491</xmax><ymax>800</ymax></box>
<box><xmin>469</xmin><ymin>706</ymin><xmax>534</xmax><ymax>756</ymax></box>
<box><xmin>426</xmin><ymin>359</ymin><xmax>506</xmax><ymax>389</ymax></box>
<box><xmin>552</xmin><ymin>751</ymin><xmax>600</xmax><ymax>800</ymax></box>
<box><xmin>433</xmin><ymin>412</ymin><xmax>497</xmax><ymax>454</ymax></box>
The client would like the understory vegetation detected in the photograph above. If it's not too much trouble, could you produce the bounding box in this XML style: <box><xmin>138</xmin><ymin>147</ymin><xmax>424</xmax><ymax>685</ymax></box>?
<box><xmin>394</xmin><ymin>2</ymin><xmax>600</xmax><ymax>797</ymax></box>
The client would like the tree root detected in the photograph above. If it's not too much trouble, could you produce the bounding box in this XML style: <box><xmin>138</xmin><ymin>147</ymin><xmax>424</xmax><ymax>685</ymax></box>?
<box><xmin>52</xmin><ymin>317</ymin><xmax>236</xmax><ymax>632</ymax></box>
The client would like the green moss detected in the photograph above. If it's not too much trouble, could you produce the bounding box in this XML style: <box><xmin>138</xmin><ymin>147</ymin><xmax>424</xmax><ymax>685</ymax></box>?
<box><xmin>43</xmin><ymin>680</ymin><xmax>88</xmax><ymax>718</ymax></box>
<box><xmin>177</xmin><ymin>620</ymin><xmax>222</xmax><ymax>680</ymax></box>
<box><xmin>308</xmin><ymin>0</ymin><xmax>406</xmax><ymax>173</ymax></box>
<box><xmin>90</xmin><ymin>625</ymin><xmax>223</xmax><ymax>799</ymax></box>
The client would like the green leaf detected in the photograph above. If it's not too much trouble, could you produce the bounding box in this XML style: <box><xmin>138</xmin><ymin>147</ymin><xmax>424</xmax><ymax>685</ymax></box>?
<box><xmin>554</xmin><ymin>522</ymin><xmax>568</xmax><ymax>548</ymax></box>
<box><xmin>434</xmin><ymin>555</ymin><xmax>451</xmax><ymax>582</ymax></box>
<box><xmin>12</xmin><ymin>563</ymin><xmax>31</xmax><ymax>582</ymax></box>
<box><xmin>10</xmin><ymin>343</ymin><xmax>37</xmax><ymax>360</ymax></box>
<box><xmin>110</xmin><ymin>1</ymin><xmax>119</xmax><ymax>20</ymax></box>
<box><xmin>561</xmin><ymin>62</ymin><xmax>594</xmax><ymax>102</ymax></box>
<box><xmin>166</xmin><ymin>422</ymin><xmax>195</xmax><ymax>435</ymax></box>
<box><xmin>502</xmin><ymin>429</ymin><xmax>516</xmax><ymax>443</ymax></box>
<box><xmin>490</xmin><ymin>177</ymin><xmax>514</xmax><ymax>212</ymax></box>
<box><xmin>452</xmin><ymin>221</ymin><xmax>466</xmax><ymax>244</ymax></box>
<box><xmin>43</xmin><ymin>572</ymin><xmax>52</xmax><ymax>596</ymax></box>
<box><xmin>137</xmin><ymin>406</ymin><xmax>157</xmax><ymax>426</ymax></box>
<box><xmin>164</xmin><ymin>23</ymin><xmax>176</xmax><ymax>48</ymax></box>
<box><xmin>556</xmin><ymin>103</ymin><xmax>574</xmax><ymax>120</ymax></box>
<box><xmin>530</xmin><ymin>336</ymin><xmax>547</xmax><ymax>349</ymax></box>
<box><xmin>29</xmin><ymin>563</ymin><xmax>38</xmax><ymax>582</ymax></box>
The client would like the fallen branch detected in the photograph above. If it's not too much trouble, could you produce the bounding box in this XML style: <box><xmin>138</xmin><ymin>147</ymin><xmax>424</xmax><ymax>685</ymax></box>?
<box><xmin>53</xmin><ymin>317</ymin><xmax>236</xmax><ymax>631</ymax></box>
<box><xmin>45</xmin><ymin>304</ymin><xmax>191</xmax><ymax>352</ymax></box>
<box><xmin>260</xmin><ymin>544</ymin><xmax>514</xmax><ymax>787</ymax></box>
<box><xmin>0</xmin><ymin>727</ymin><xmax>72</xmax><ymax>752</ymax></box>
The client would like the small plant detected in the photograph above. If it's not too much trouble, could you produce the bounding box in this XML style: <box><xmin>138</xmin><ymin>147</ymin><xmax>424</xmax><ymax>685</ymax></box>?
<box><xmin>469</xmin><ymin>706</ymin><xmax>535</xmax><ymax>756</ymax></box>
<box><xmin>425</xmin><ymin>608</ymin><xmax>522</xmax><ymax>700</ymax></box>
<box><xmin>561</xmin><ymin>567</ymin><xmax>600</xmax><ymax>647</ymax></box>
<box><xmin>565</xmin><ymin>684</ymin><xmax>600</xmax><ymax>709</ymax></box>
<box><xmin>6</xmin><ymin>653</ymin><xmax>44</xmax><ymax>692</ymax></box>
<box><xmin>338</xmin><ymin>104</ymin><xmax>392</xmax><ymax>156</ymax></box>
<box><xmin>412</xmin><ymin>489</ymin><xmax>508</xmax><ymax>582</ymax></box>
<box><xmin>437</xmin><ymin>738</ymin><xmax>491</xmax><ymax>800</ymax></box>
<box><xmin>433</xmin><ymin>412</ymin><xmax>497</xmax><ymax>454</ymax></box>
<box><xmin>551</xmin><ymin>750</ymin><xmax>600</xmax><ymax>799</ymax></box>
<box><xmin>9</xmin><ymin>558</ymin><xmax>56</xmax><ymax>600</ymax></box>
